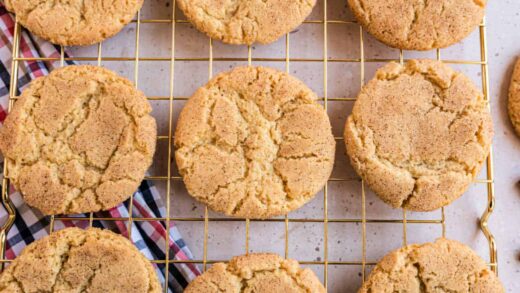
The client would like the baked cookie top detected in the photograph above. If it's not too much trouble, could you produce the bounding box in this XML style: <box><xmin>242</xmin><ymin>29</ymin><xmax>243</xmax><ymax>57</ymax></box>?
<box><xmin>508</xmin><ymin>58</ymin><xmax>520</xmax><ymax>137</ymax></box>
<box><xmin>348</xmin><ymin>0</ymin><xmax>486</xmax><ymax>50</ymax></box>
<box><xmin>359</xmin><ymin>238</ymin><xmax>504</xmax><ymax>293</ymax></box>
<box><xmin>0</xmin><ymin>65</ymin><xmax>156</xmax><ymax>215</ymax></box>
<box><xmin>4</xmin><ymin>0</ymin><xmax>143</xmax><ymax>46</ymax></box>
<box><xmin>344</xmin><ymin>60</ymin><xmax>493</xmax><ymax>211</ymax></box>
<box><xmin>185</xmin><ymin>253</ymin><xmax>325</xmax><ymax>293</ymax></box>
<box><xmin>0</xmin><ymin>228</ymin><xmax>161</xmax><ymax>293</ymax></box>
<box><xmin>175</xmin><ymin>66</ymin><xmax>335</xmax><ymax>219</ymax></box>
<box><xmin>177</xmin><ymin>0</ymin><xmax>317</xmax><ymax>45</ymax></box>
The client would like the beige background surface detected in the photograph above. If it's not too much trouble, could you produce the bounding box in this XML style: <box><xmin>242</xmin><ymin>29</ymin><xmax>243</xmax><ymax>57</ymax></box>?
<box><xmin>65</xmin><ymin>0</ymin><xmax>519</xmax><ymax>292</ymax></box>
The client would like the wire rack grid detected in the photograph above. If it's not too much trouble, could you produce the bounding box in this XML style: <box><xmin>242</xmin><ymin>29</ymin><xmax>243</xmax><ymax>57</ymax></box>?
<box><xmin>0</xmin><ymin>0</ymin><xmax>498</xmax><ymax>291</ymax></box>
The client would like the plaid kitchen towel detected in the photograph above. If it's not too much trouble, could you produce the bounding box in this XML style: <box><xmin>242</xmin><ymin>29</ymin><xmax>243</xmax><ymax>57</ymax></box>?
<box><xmin>0</xmin><ymin>3</ymin><xmax>200</xmax><ymax>292</ymax></box>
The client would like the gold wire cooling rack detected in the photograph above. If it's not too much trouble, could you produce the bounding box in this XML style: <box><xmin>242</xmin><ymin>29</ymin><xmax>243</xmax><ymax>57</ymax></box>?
<box><xmin>0</xmin><ymin>0</ymin><xmax>498</xmax><ymax>292</ymax></box>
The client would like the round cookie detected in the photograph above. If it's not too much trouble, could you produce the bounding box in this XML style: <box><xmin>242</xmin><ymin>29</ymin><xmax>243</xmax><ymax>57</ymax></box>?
<box><xmin>0</xmin><ymin>65</ymin><xmax>156</xmax><ymax>215</ymax></box>
<box><xmin>0</xmin><ymin>228</ymin><xmax>162</xmax><ymax>293</ymax></box>
<box><xmin>177</xmin><ymin>0</ymin><xmax>317</xmax><ymax>45</ymax></box>
<box><xmin>175</xmin><ymin>66</ymin><xmax>335</xmax><ymax>219</ymax></box>
<box><xmin>359</xmin><ymin>238</ymin><xmax>504</xmax><ymax>292</ymax></box>
<box><xmin>344</xmin><ymin>60</ymin><xmax>493</xmax><ymax>211</ymax></box>
<box><xmin>508</xmin><ymin>58</ymin><xmax>520</xmax><ymax>137</ymax></box>
<box><xmin>4</xmin><ymin>0</ymin><xmax>143</xmax><ymax>46</ymax></box>
<box><xmin>185</xmin><ymin>253</ymin><xmax>326</xmax><ymax>293</ymax></box>
<box><xmin>348</xmin><ymin>0</ymin><xmax>486</xmax><ymax>50</ymax></box>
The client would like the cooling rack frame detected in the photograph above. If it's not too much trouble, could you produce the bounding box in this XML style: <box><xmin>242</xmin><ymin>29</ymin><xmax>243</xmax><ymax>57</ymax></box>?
<box><xmin>0</xmin><ymin>1</ymin><xmax>497</xmax><ymax>291</ymax></box>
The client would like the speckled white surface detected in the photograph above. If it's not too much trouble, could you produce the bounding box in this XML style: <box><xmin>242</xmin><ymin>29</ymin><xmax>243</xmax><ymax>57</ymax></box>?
<box><xmin>65</xmin><ymin>0</ymin><xmax>519</xmax><ymax>292</ymax></box>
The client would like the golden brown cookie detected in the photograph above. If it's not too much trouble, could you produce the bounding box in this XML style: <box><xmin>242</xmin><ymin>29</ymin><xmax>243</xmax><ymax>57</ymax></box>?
<box><xmin>344</xmin><ymin>60</ymin><xmax>493</xmax><ymax>211</ymax></box>
<box><xmin>359</xmin><ymin>238</ymin><xmax>504</xmax><ymax>293</ymax></box>
<box><xmin>5</xmin><ymin>0</ymin><xmax>143</xmax><ymax>46</ymax></box>
<box><xmin>508</xmin><ymin>58</ymin><xmax>520</xmax><ymax>137</ymax></box>
<box><xmin>0</xmin><ymin>65</ymin><xmax>156</xmax><ymax>215</ymax></box>
<box><xmin>185</xmin><ymin>253</ymin><xmax>325</xmax><ymax>293</ymax></box>
<box><xmin>348</xmin><ymin>0</ymin><xmax>486</xmax><ymax>50</ymax></box>
<box><xmin>177</xmin><ymin>0</ymin><xmax>317</xmax><ymax>45</ymax></box>
<box><xmin>175</xmin><ymin>66</ymin><xmax>335</xmax><ymax>219</ymax></box>
<box><xmin>0</xmin><ymin>228</ymin><xmax>162</xmax><ymax>293</ymax></box>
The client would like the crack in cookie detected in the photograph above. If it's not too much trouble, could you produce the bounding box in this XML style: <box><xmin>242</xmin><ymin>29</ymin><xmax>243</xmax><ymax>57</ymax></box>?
<box><xmin>175</xmin><ymin>66</ymin><xmax>335</xmax><ymax>219</ymax></box>
<box><xmin>359</xmin><ymin>238</ymin><xmax>504</xmax><ymax>293</ymax></box>
<box><xmin>0</xmin><ymin>228</ymin><xmax>161</xmax><ymax>293</ymax></box>
<box><xmin>185</xmin><ymin>253</ymin><xmax>326</xmax><ymax>293</ymax></box>
<box><xmin>344</xmin><ymin>60</ymin><xmax>493</xmax><ymax>211</ymax></box>
<box><xmin>177</xmin><ymin>0</ymin><xmax>316</xmax><ymax>45</ymax></box>
<box><xmin>348</xmin><ymin>0</ymin><xmax>486</xmax><ymax>50</ymax></box>
<box><xmin>4</xmin><ymin>0</ymin><xmax>143</xmax><ymax>46</ymax></box>
<box><xmin>0</xmin><ymin>65</ymin><xmax>157</xmax><ymax>215</ymax></box>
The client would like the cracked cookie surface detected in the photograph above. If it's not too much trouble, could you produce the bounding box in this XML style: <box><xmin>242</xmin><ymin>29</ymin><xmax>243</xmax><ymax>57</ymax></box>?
<box><xmin>4</xmin><ymin>0</ymin><xmax>143</xmax><ymax>46</ymax></box>
<box><xmin>344</xmin><ymin>60</ymin><xmax>493</xmax><ymax>211</ymax></box>
<box><xmin>185</xmin><ymin>253</ymin><xmax>325</xmax><ymax>293</ymax></box>
<box><xmin>175</xmin><ymin>66</ymin><xmax>335</xmax><ymax>219</ymax></box>
<box><xmin>177</xmin><ymin>0</ymin><xmax>317</xmax><ymax>45</ymax></box>
<box><xmin>0</xmin><ymin>65</ymin><xmax>156</xmax><ymax>215</ymax></box>
<box><xmin>508</xmin><ymin>58</ymin><xmax>520</xmax><ymax>137</ymax></box>
<box><xmin>0</xmin><ymin>228</ymin><xmax>161</xmax><ymax>293</ymax></box>
<box><xmin>348</xmin><ymin>0</ymin><xmax>486</xmax><ymax>50</ymax></box>
<box><xmin>359</xmin><ymin>238</ymin><xmax>504</xmax><ymax>293</ymax></box>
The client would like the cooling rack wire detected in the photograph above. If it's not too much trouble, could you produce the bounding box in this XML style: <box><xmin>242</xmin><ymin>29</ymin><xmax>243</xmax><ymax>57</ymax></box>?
<box><xmin>0</xmin><ymin>0</ymin><xmax>498</xmax><ymax>292</ymax></box>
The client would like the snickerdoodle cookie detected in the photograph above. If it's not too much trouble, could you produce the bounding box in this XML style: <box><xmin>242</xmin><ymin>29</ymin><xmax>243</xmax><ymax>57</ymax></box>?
<box><xmin>4</xmin><ymin>0</ymin><xmax>143</xmax><ymax>46</ymax></box>
<box><xmin>185</xmin><ymin>253</ymin><xmax>325</xmax><ymax>293</ymax></box>
<box><xmin>344</xmin><ymin>60</ymin><xmax>493</xmax><ymax>211</ymax></box>
<box><xmin>348</xmin><ymin>0</ymin><xmax>486</xmax><ymax>50</ymax></box>
<box><xmin>175</xmin><ymin>66</ymin><xmax>335</xmax><ymax>219</ymax></box>
<box><xmin>508</xmin><ymin>58</ymin><xmax>520</xmax><ymax>137</ymax></box>
<box><xmin>0</xmin><ymin>228</ymin><xmax>161</xmax><ymax>293</ymax></box>
<box><xmin>177</xmin><ymin>0</ymin><xmax>317</xmax><ymax>45</ymax></box>
<box><xmin>359</xmin><ymin>238</ymin><xmax>504</xmax><ymax>292</ymax></box>
<box><xmin>0</xmin><ymin>65</ymin><xmax>156</xmax><ymax>215</ymax></box>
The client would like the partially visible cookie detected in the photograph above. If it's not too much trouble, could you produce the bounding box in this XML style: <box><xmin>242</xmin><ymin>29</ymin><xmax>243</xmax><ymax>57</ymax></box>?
<box><xmin>175</xmin><ymin>66</ymin><xmax>335</xmax><ymax>219</ymax></box>
<box><xmin>177</xmin><ymin>0</ymin><xmax>317</xmax><ymax>45</ymax></box>
<box><xmin>344</xmin><ymin>60</ymin><xmax>493</xmax><ymax>211</ymax></box>
<box><xmin>508</xmin><ymin>58</ymin><xmax>520</xmax><ymax>136</ymax></box>
<box><xmin>185</xmin><ymin>253</ymin><xmax>326</xmax><ymax>293</ymax></box>
<box><xmin>0</xmin><ymin>65</ymin><xmax>157</xmax><ymax>215</ymax></box>
<box><xmin>0</xmin><ymin>228</ymin><xmax>162</xmax><ymax>293</ymax></box>
<box><xmin>5</xmin><ymin>0</ymin><xmax>143</xmax><ymax>46</ymax></box>
<box><xmin>359</xmin><ymin>238</ymin><xmax>504</xmax><ymax>292</ymax></box>
<box><xmin>348</xmin><ymin>0</ymin><xmax>486</xmax><ymax>50</ymax></box>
